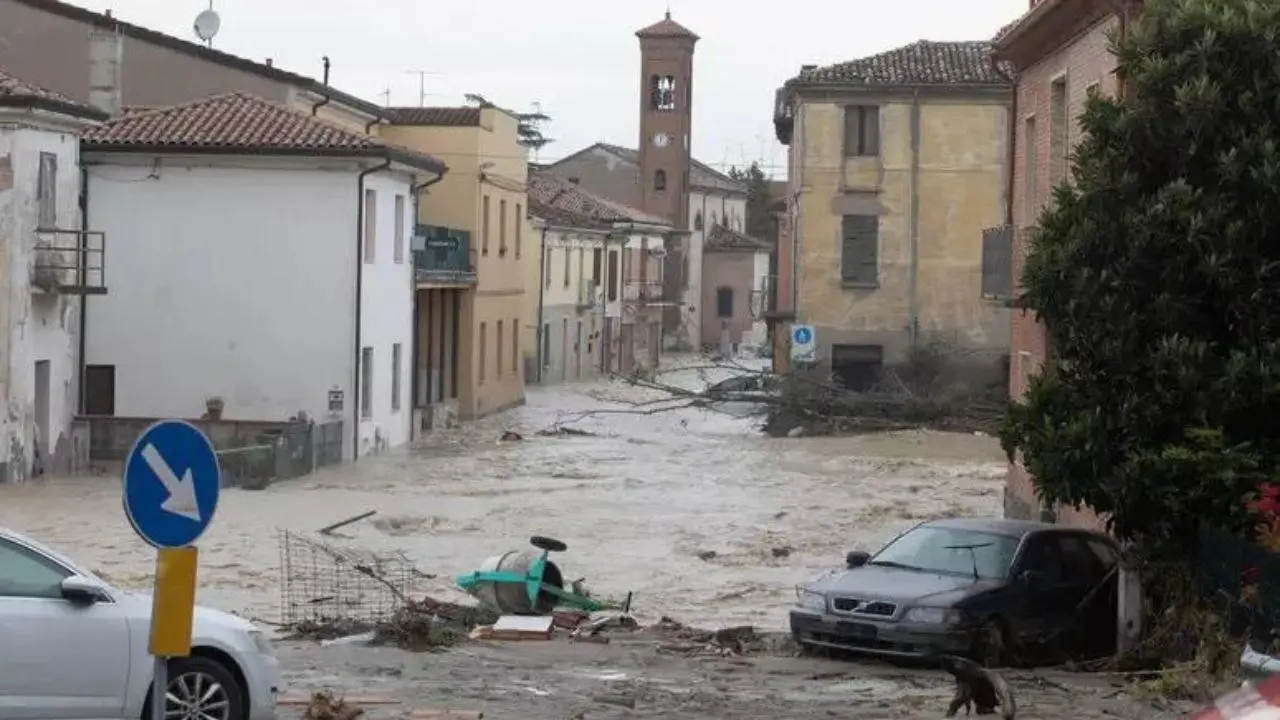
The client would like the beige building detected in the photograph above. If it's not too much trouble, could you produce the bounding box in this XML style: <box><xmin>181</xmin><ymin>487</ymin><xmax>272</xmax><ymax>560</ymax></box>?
<box><xmin>381</xmin><ymin>106</ymin><xmax>528</xmax><ymax>427</ymax></box>
<box><xmin>0</xmin><ymin>0</ymin><xmax>381</xmax><ymax>132</ymax></box>
<box><xmin>773</xmin><ymin>40</ymin><xmax>1013</xmax><ymax>388</ymax></box>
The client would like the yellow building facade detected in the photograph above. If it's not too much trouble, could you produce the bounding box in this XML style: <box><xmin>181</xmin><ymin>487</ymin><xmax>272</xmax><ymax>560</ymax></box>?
<box><xmin>381</xmin><ymin>106</ymin><xmax>529</xmax><ymax>426</ymax></box>
<box><xmin>775</xmin><ymin>41</ymin><xmax>1012</xmax><ymax>388</ymax></box>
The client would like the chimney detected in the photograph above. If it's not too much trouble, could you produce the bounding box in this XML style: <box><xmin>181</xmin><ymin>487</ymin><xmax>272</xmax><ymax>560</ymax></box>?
<box><xmin>265</xmin><ymin>58</ymin><xmax>273</xmax><ymax>66</ymax></box>
<box><xmin>88</xmin><ymin>26</ymin><xmax>122</xmax><ymax>116</ymax></box>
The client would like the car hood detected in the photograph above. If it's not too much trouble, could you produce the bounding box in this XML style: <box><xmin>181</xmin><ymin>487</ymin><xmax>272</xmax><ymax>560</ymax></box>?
<box><xmin>120</xmin><ymin>590</ymin><xmax>258</xmax><ymax>634</ymax></box>
<box><xmin>807</xmin><ymin>565</ymin><xmax>1001</xmax><ymax>605</ymax></box>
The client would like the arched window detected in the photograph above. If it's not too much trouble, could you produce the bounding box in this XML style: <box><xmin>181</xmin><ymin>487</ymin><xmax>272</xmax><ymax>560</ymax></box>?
<box><xmin>693</xmin><ymin>211</ymin><xmax>703</xmax><ymax>230</ymax></box>
<box><xmin>654</xmin><ymin>169</ymin><xmax>667</xmax><ymax>191</ymax></box>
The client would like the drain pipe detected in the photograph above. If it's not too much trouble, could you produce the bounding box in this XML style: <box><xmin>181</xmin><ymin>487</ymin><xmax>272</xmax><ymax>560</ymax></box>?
<box><xmin>352</xmin><ymin>157</ymin><xmax>392</xmax><ymax>461</ymax></box>
<box><xmin>311</xmin><ymin>56</ymin><xmax>332</xmax><ymax>116</ymax></box>
<box><xmin>76</xmin><ymin>162</ymin><xmax>90</xmax><ymax>413</ymax></box>
<box><xmin>535</xmin><ymin>224</ymin><xmax>549</xmax><ymax>383</ymax></box>
<box><xmin>906</xmin><ymin>89</ymin><xmax>922</xmax><ymax>349</ymax></box>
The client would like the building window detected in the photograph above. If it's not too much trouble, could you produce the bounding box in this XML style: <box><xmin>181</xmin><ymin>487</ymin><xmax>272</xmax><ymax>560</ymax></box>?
<box><xmin>511</xmin><ymin>319</ymin><xmax>519</xmax><ymax>374</ymax></box>
<box><xmin>843</xmin><ymin>105</ymin><xmax>880</xmax><ymax>157</ymax></box>
<box><xmin>716</xmin><ymin>286</ymin><xmax>734</xmax><ymax>318</ymax></box>
<box><xmin>831</xmin><ymin>344</ymin><xmax>883</xmax><ymax>391</ymax></box>
<box><xmin>84</xmin><ymin>364</ymin><xmax>115</xmax><ymax>416</ymax></box>
<box><xmin>482</xmin><ymin>195</ymin><xmax>491</xmax><ymax>255</ymax></box>
<box><xmin>650</xmin><ymin>74</ymin><xmax>676</xmax><ymax>110</ymax></box>
<box><xmin>606</xmin><ymin>249</ymin><xmax>619</xmax><ymax>301</ymax></box>
<box><xmin>563</xmin><ymin>241</ymin><xmax>571</xmax><ymax>287</ymax></box>
<box><xmin>499</xmin><ymin>198</ymin><xmax>508</xmax><ymax>255</ymax></box>
<box><xmin>393</xmin><ymin>194</ymin><xmax>406</xmax><ymax>264</ymax></box>
<box><xmin>478</xmin><ymin>322</ymin><xmax>487</xmax><ymax>384</ymax></box>
<box><xmin>363</xmin><ymin>189</ymin><xmax>377</xmax><ymax>263</ymax></box>
<box><xmin>36</xmin><ymin>152</ymin><xmax>56</xmax><ymax>229</ymax></box>
<box><xmin>515</xmin><ymin>204</ymin><xmax>523</xmax><ymax>258</ymax></box>
<box><xmin>545</xmin><ymin>247</ymin><xmax>553</xmax><ymax>288</ymax></box>
<box><xmin>840</xmin><ymin>214</ymin><xmax>879</xmax><ymax>286</ymax></box>
<box><xmin>592</xmin><ymin>248</ymin><xmax>603</xmax><ymax>283</ymax></box>
<box><xmin>360</xmin><ymin>347</ymin><xmax>373</xmax><ymax>418</ymax></box>
<box><xmin>654</xmin><ymin>169</ymin><xmax>667</xmax><ymax>191</ymax></box>
<box><xmin>1049</xmin><ymin>76</ymin><xmax>1068</xmax><ymax>188</ymax></box>
<box><xmin>391</xmin><ymin>343</ymin><xmax>402</xmax><ymax>411</ymax></box>
<box><xmin>497</xmin><ymin>320</ymin><xmax>504</xmax><ymax>378</ymax></box>
<box><xmin>693</xmin><ymin>211</ymin><xmax>703</xmax><ymax>231</ymax></box>
<box><xmin>542</xmin><ymin>323</ymin><xmax>551</xmax><ymax>368</ymax></box>
<box><xmin>1023</xmin><ymin>116</ymin><xmax>1038</xmax><ymax>223</ymax></box>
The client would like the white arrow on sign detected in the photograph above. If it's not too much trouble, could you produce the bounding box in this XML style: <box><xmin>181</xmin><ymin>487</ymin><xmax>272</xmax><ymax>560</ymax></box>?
<box><xmin>140</xmin><ymin>443</ymin><xmax>202</xmax><ymax>522</ymax></box>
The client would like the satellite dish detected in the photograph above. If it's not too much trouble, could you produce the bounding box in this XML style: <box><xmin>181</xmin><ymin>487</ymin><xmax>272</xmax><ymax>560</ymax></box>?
<box><xmin>193</xmin><ymin>9</ymin><xmax>220</xmax><ymax>43</ymax></box>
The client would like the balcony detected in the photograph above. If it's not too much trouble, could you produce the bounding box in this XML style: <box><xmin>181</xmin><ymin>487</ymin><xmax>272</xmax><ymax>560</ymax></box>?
<box><xmin>624</xmin><ymin>280</ymin><xmax>665</xmax><ymax>304</ymax></box>
<box><xmin>412</xmin><ymin>225</ymin><xmax>478</xmax><ymax>286</ymax></box>
<box><xmin>32</xmin><ymin>228</ymin><xmax>106</xmax><ymax>295</ymax></box>
<box><xmin>981</xmin><ymin>224</ymin><xmax>1014</xmax><ymax>302</ymax></box>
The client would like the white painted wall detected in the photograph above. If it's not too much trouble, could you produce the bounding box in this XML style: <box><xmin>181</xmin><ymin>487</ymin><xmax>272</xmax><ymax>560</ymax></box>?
<box><xmin>357</xmin><ymin>172</ymin><xmax>415</xmax><ymax>455</ymax></box>
<box><xmin>85</xmin><ymin>156</ymin><xmax>416</xmax><ymax>460</ymax></box>
<box><xmin>0</xmin><ymin>118</ymin><xmax>86</xmax><ymax>481</ymax></box>
<box><xmin>681</xmin><ymin>190</ymin><xmax>748</xmax><ymax>348</ymax></box>
<box><xmin>750</xmin><ymin>249</ymin><xmax>771</xmax><ymax>346</ymax></box>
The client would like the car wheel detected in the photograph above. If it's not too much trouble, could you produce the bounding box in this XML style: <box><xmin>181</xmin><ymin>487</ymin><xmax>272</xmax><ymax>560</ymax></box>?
<box><xmin>973</xmin><ymin>617</ymin><xmax>1010</xmax><ymax>668</ymax></box>
<box><xmin>146</xmin><ymin>656</ymin><xmax>245</xmax><ymax>720</ymax></box>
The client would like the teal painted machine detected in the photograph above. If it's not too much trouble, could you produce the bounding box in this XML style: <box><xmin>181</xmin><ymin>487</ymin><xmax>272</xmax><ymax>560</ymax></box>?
<box><xmin>455</xmin><ymin>536</ymin><xmax>605</xmax><ymax>615</ymax></box>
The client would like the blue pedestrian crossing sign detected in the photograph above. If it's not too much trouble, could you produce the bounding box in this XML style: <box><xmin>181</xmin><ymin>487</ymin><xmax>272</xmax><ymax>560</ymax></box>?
<box><xmin>791</xmin><ymin>324</ymin><xmax>817</xmax><ymax>362</ymax></box>
<box><xmin>123</xmin><ymin>420</ymin><xmax>221</xmax><ymax>549</ymax></box>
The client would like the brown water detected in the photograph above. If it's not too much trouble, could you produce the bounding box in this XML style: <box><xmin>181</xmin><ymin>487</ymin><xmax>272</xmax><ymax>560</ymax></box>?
<box><xmin>0</xmin><ymin>364</ymin><xmax>1005</xmax><ymax>630</ymax></box>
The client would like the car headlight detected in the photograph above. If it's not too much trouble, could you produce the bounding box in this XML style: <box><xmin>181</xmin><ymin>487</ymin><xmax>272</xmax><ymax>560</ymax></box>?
<box><xmin>795</xmin><ymin>586</ymin><xmax>827</xmax><ymax>611</ymax></box>
<box><xmin>248</xmin><ymin>629</ymin><xmax>276</xmax><ymax>656</ymax></box>
<box><xmin>903</xmin><ymin>607</ymin><xmax>964</xmax><ymax>625</ymax></box>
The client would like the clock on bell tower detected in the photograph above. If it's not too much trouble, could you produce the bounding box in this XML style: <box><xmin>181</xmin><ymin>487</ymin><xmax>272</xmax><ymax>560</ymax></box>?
<box><xmin>636</xmin><ymin>11</ymin><xmax>698</xmax><ymax>229</ymax></box>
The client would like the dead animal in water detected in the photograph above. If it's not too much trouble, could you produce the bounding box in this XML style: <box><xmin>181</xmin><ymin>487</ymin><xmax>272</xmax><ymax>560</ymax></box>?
<box><xmin>500</xmin><ymin>431</ymin><xmax>523</xmax><ymax>441</ymax></box>
<box><xmin>940</xmin><ymin>654</ymin><xmax>1015</xmax><ymax>718</ymax></box>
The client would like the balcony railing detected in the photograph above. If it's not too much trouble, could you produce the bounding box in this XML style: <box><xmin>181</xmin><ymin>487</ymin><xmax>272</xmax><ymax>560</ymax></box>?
<box><xmin>624</xmin><ymin>280</ymin><xmax>664</xmax><ymax>304</ymax></box>
<box><xmin>981</xmin><ymin>224</ymin><xmax>1014</xmax><ymax>300</ymax></box>
<box><xmin>32</xmin><ymin>228</ymin><xmax>106</xmax><ymax>295</ymax></box>
<box><xmin>412</xmin><ymin>225</ymin><xmax>478</xmax><ymax>286</ymax></box>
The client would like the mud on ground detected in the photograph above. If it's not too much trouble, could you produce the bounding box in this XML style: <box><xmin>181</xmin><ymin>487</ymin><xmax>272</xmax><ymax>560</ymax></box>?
<box><xmin>277</xmin><ymin>633</ymin><xmax>1197</xmax><ymax>719</ymax></box>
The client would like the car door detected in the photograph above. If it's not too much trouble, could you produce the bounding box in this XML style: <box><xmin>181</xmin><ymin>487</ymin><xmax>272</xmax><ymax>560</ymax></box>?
<box><xmin>0</xmin><ymin>537</ymin><xmax>131</xmax><ymax>720</ymax></box>
<box><xmin>1058</xmin><ymin>533</ymin><xmax>1117</xmax><ymax>654</ymax></box>
<box><xmin>1008</xmin><ymin>533</ymin><xmax>1074</xmax><ymax>650</ymax></box>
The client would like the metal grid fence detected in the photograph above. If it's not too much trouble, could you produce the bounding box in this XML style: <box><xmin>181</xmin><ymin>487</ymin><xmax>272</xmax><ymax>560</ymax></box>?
<box><xmin>277</xmin><ymin>529</ymin><xmax>423</xmax><ymax>626</ymax></box>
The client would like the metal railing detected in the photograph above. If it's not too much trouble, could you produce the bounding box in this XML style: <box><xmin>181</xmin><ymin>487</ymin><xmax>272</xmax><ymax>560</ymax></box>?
<box><xmin>624</xmin><ymin>280</ymin><xmax>664</xmax><ymax>303</ymax></box>
<box><xmin>32</xmin><ymin>228</ymin><xmax>106</xmax><ymax>295</ymax></box>
<box><xmin>413</xmin><ymin>225</ymin><xmax>478</xmax><ymax>285</ymax></box>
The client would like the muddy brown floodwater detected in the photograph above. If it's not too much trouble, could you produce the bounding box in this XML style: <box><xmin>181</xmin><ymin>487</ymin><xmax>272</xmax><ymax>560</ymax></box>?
<box><xmin>0</xmin><ymin>363</ymin><xmax>1006</xmax><ymax>628</ymax></box>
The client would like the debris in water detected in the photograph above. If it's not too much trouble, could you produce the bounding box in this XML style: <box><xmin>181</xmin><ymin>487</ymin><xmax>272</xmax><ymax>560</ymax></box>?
<box><xmin>536</xmin><ymin>426</ymin><xmax>598</xmax><ymax>437</ymax></box>
<box><xmin>697</xmin><ymin>550</ymin><xmax>718</xmax><ymax>561</ymax></box>
<box><xmin>302</xmin><ymin>691</ymin><xmax>364</xmax><ymax>720</ymax></box>
<box><xmin>771</xmin><ymin>546</ymin><xmax>794</xmax><ymax>559</ymax></box>
<box><xmin>318</xmin><ymin>510</ymin><xmax>377</xmax><ymax>536</ymax></box>
<box><xmin>500</xmin><ymin>431</ymin><xmax>524</xmax><ymax>441</ymax></box>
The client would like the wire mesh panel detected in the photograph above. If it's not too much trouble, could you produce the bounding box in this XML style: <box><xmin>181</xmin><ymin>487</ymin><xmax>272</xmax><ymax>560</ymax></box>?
<box><xmin>278</xmin><ymin>529</ymin><xmax>422</xmax><ymax>626</ymax></box>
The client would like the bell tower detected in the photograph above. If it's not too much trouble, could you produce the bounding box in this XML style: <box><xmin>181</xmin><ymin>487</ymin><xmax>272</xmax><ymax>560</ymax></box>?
<box><xmin>636</xmin><ymin>11</ymin><xmax>697</xmax><ymax>227</ymax></box>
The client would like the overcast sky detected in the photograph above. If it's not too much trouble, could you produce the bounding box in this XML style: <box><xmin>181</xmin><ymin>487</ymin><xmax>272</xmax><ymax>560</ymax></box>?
<box><xmin>71</xmin><ymin>0</ymin><xmax>1027</xmax><ymax>178</ymax></box>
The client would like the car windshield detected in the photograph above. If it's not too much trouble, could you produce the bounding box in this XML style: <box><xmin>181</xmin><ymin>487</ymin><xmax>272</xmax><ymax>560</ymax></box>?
<box><xmin>869</xmin><ymin>526</ymin><xmax>1020</xmax><ymax>580</ymax></box>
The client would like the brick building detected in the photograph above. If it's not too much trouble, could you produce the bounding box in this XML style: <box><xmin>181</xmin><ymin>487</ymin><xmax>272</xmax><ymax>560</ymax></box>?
<box><xmin>991</xmin><ymin>0</ymin><xmax>1142</xmax><ymax>528</ymax></box>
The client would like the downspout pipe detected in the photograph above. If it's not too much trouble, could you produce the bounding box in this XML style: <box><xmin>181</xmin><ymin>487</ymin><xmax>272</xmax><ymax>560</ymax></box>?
<box><xmin>907</xmin><ymin>89</ymin><xmax>922</xmax><ymax>349</ymax></box>
<box><xmin>535</xmin><ymin>225</ymin><xmax>548</xmax><ymax>383</ymax></box>
<box><xmin>407</xmin><ymin>172</ymin><xmax>446</xmax><ymax>413</ymax></box>
<box><xmin>311</xmin><ymin>56</ymin><xmax>332</xmax><ymax>116</ymax></box>
<box><xmin>77</xmin><ymin>162</ymin><xmax>90</xmax><ymax>413</ymax></box>
<box><xmin>352</xmin><ymin>157</ymin><xmax>392</xmax><ymax>461</ymax></box>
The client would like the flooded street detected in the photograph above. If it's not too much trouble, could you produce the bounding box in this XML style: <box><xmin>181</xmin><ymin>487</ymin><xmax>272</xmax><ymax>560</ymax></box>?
<box><xmin>0</xmin><ymin>364</ymin><xmax>1005</xmax><ymax>629</ymax></box>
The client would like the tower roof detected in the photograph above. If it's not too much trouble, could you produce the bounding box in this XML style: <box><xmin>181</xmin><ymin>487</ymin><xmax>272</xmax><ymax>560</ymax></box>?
<box><xmin>636</xmin><ymin>11</ymin><xmax>699</xmax><ymax>41</ymax></box>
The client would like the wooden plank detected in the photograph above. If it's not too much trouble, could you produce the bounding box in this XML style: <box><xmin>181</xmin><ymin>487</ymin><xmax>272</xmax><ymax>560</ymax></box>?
<box><xmin>407</xmin><ymin>710</ymin><xmax>483</xmax><ymax>719</ymax></box>
<box><xmin>276</xmin><ymin>694</ymin><xmax>400</xmax><ymax>706</ymax></box>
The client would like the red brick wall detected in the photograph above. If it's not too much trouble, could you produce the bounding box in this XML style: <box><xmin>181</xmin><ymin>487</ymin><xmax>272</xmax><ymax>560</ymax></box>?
<box><xmin>1007</xmin><ymin>16</ymin><xmax>1118</xmax><ymax>531</ymax></box>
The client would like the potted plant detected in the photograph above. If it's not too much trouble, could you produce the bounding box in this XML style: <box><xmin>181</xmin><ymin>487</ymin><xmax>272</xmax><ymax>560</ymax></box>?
<box><xmin>204</xmin><ymin>396</ymin><xmax>225</xmax><ymax>420</ymax></box>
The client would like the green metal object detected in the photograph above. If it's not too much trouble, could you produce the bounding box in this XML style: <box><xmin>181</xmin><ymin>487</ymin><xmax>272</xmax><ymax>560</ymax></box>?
<box><xmin>455</xmin><ymin>536</ymin><xmax>604</xmax><ymax>614</ymax></box>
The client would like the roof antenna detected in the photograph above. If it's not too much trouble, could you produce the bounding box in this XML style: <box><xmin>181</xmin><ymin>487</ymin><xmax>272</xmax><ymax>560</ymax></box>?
<box><xmin>665</xmin><ymin>0</ymin><xmax>671</xmax><ymax>19</ymax></box>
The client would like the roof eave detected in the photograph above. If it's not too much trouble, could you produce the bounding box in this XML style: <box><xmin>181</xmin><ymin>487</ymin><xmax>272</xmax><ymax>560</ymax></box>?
<box><xmin>80</xmin><ymin>142</ymin><xmax>449</xmax><ymax>174</ymax></box>
<box><xmin>788</xmin><ymin>80</ymin><xmax>1013</xmax><ymax>95</ymax></box>
<box><xmin>0</xmin><ymin>95</ymin><xmax>109</xmax><ymax>122</ymax></box>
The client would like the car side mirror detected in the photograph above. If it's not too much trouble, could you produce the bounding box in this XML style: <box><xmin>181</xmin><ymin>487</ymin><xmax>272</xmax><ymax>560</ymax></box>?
<box><xmin>1019</xmin><ymin>569</ymin><xmax>1048</xmax><ymax>586</ymax></box>
<box><xmin>846</xmin><ymin>551</ymin><xmax>870</xmax><ymax>569</ymax></box>
<box><xmin>60</xmin><ymin>575</ymin><xmax>108</xmax><ymax>605</ymax></box>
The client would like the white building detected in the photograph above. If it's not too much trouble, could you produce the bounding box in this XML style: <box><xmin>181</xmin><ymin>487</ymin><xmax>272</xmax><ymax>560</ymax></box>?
<box><xmin>0</xmin><ymin>70</ymin><xmax>107</xmax><ymax>481</ymax></box>
<box><xmin>79</xmin><ymin>92</ymin><xmax>447</xmax><ymax>460</ymax></box>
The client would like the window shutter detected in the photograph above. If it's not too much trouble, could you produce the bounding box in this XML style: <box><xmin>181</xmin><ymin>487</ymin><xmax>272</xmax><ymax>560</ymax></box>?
<box><xmin>841</xmin><ymin>215</ymin><xmax>879</xmax><ymax>285</ymax></box>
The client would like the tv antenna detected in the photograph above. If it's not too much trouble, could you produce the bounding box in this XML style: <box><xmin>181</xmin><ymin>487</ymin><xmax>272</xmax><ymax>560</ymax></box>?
<box><xmin>404</xmin><ymin>69</ymin><xmax>441</xmax><ymax>107</ymax></box>
<box><xmin>192</xmin><ymin>2</ymin><xmax>220</xmax><ymax>47</ymax></box>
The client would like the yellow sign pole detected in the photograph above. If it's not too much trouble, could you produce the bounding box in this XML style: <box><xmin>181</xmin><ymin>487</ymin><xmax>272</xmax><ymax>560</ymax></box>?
<box><xmin>149</xmin><ymin>547</ymin><xmax>198</xmax><ymax>720</ymax></box>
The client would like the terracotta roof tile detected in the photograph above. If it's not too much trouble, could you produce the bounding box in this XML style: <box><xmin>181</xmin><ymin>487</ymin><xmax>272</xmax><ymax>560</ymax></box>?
<box><xmin>386</xmin><ymin>106</ymin><xmax>482</xmax><ymax>126</ymax></box>
<box><xmin>794</xmin><ymin>40</ymin><xmax>1012</xmax><ymax>87</ymax></box>
<box><xmin>705</xmin><ymin>224</ymin><xmax>771</xmax><ymax>253</ymax></box>
<box><xmin>528</xmin><ymin>173</ymin><xmax>668</xmax><ymax>227</ymax></box>
<box><xmin>82</xmin><ymin>92</ymin><xmax>446</xmax><ymax>173</ymax></box>
<box><xmin>0</xmin><ymin>67</ymin><xmax>106</xmax><ymax>119</ymax></box>
<box><xmin>636</xmin><ymin>12</ymin><xmax>699</xmax><ymax>40</ymax></box>
<box><xmin>590</xmin><ymin>143</ymin><xmax>747</xmax><ymax>195</ymax></box>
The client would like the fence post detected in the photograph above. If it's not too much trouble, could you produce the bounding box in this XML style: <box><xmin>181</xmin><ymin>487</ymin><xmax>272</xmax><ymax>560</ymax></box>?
<box><xmin>1117</xmin><ymin>542</ymin><xmax>1143</xmax><ymax>655</ymax></box>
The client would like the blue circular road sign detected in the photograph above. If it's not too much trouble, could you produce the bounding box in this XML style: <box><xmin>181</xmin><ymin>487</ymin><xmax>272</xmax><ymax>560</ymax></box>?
<box><xmin>123</xmin><ymin>419</ymin><xmax>221</xmax><ymax>549</ymax></box>
<box><xmin>792</xmin><ymin>326</ymin><xmax>813</xmax><ymax>345</ymax></box>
